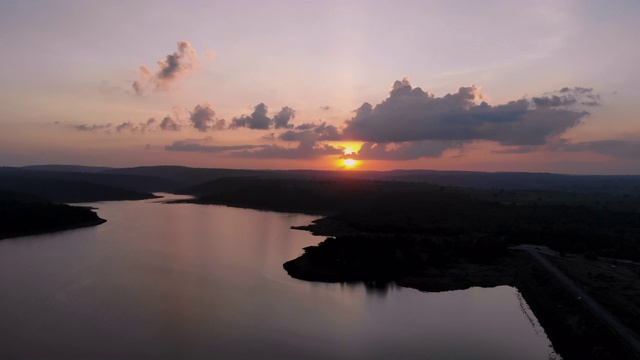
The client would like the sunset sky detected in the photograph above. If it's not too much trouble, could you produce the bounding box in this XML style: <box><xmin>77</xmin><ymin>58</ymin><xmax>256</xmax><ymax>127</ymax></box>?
<box><xmin>1</xmin><ymin>0</ymin><xmax>639</xmax><ymax>174</ymax></box>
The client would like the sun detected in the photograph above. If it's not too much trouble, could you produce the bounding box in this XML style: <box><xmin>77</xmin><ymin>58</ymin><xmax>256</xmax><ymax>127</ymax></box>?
<box><xmin>341</xmin><ymin>158</ymin><xmax>358</xmax><ymax>169</ymax></box>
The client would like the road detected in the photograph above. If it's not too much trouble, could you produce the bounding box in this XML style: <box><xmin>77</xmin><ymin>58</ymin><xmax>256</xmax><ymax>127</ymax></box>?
<box><xmin>519</xmin><ymin>245</ymin><xmax>640</xmax><ymax>356</ymax></box>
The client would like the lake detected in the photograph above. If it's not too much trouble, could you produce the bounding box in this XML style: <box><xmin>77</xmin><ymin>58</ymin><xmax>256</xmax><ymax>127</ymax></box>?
<box><xmin>0</xmin><ymin>194</ymin><xmax>560</xmax><ymax>359</ymax></box>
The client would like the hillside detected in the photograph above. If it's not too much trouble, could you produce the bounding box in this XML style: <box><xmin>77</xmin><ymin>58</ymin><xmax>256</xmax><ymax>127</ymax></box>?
<box><xmin>0</xmin><ymin>168</ymin><xmax>157</xmax><ymax>203</ymax></box>
<box><xmin>0</xmin><ymin>190</ymin><xmax>106</xmax><ymax>240</ymax></box>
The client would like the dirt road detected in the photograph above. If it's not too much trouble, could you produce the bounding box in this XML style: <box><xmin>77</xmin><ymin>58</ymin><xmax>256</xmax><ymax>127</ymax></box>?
<box><xmin>519</xmin><ymin>246</ymin><xmax>640</xmax><ymax>356</ymax></box>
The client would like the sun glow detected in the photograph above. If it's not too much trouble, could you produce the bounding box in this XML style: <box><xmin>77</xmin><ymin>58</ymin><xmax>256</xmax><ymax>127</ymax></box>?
<box><xmin>342</xmin><ymin>158</ymin><xmax>358</xmax><ymax>169</ymax></box>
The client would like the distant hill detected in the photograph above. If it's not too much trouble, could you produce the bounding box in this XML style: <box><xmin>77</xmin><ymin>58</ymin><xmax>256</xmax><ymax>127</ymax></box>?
<box><xmin>14</xmin><ymin>167</ymin><xmax>181</xmax><ymax>193</ymax></box>
<box><xmin>10</xmin><ymin>164</ymin><xmax>640</xmax><ymax>200</ymax></box>
<box><xmin>0</xmin><ymin>168</ymin><xmax>157</xmax><ymax>203</ymax></box>
<box><xmin>378</xmin><ymin>170</ymin><xmax>640</xmax><ymax>194</ymax></box>
<box><xmin>0</xmin><ymin>190</ymin><xmax>47</xmax><ymax>203</ymax></box>
<box><xmin>101</xmin><ymin>166</ymin><xmax>297</xmax><ymax>189</ymax></box>
<box><xmin>0</xmin><ymin>190</ymin><xmax>106</xmax><ymax>240</ymax></box>
<box><xmin>22</xmin><ymin>164</ymin><xmax>113</xmax><ymax>173</ymax></box>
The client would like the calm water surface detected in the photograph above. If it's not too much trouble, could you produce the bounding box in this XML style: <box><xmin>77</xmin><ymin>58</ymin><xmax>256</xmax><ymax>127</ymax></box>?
<box><xmin>0</xmin><ymin>194</ymin><xmax>560</xmax><ymax>359</ymax></box>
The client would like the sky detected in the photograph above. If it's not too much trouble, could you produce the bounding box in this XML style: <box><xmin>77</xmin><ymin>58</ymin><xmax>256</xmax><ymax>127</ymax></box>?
<box><xmin>1</xmin><ymin>0</ymin><xmax>639</xmax><ymax>174</ymax></box>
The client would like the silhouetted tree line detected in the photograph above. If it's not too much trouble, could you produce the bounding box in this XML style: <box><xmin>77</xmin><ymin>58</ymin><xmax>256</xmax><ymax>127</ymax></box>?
<box><xmin>191</xmin><ymin>177</ymin><xmax>640</xmax><ymax>261</ymax></box>
<box><xmin>0</xmin><ymin>199</ymin><xmax>104</xmax><ymax>239</ymax></box>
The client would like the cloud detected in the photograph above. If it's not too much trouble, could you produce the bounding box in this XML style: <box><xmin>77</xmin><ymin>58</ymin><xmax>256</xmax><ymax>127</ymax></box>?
<box><xmin>133</xmin><ymin>41</ymin><xmax>201</xmax><ymax>95</ymax></box>
<box><xmin>280</xmin><ymin>122</ymin><xmax>340</xmax><ymax>142</ymax></box>
<box><xmin>228</xmin><ymin>142</ymin><xmax>343</xmax><ymax>159</ymax></box>
<box><xmin>314</xmin><ymin>122</ymin><xmax>341</xmax><ymax>141</ymax></box>
<box><xmin>229</xmin><ymin>121</ymin><xmax>344</xmax><ymax>159</ymax></box>
<box><xmin>554</xmin><ymin>140</ymin><xmax>640</xmax><ymax>159</ymax></box>
<box><xmin>159</xmin><ymin>116</ymin><xmax>181</xmax><ymax>131</ymax></box>
<box><xmin>229</xmin><ymin>103</ymin><xmax>298</xmax><ymax>130</ymax></box>
<box><xmin>532</xmin><ymin>95</ymin><xmax>577</xmax><ymax>108</ymax></box>
<box><xmin>295</xmin><ymin>123</ymin><xmax>317</xmax><ymax>130</ymax></box>
<box><xmin>71</xmin><ymin>123</ymin><xmax>111</xmax><ymax>132</ymax></box>
<box><xmin>353</xmin><ymin>141</ymin><xmax>461</xmax><ymax>160</ymax></box>
<box><xmin>273</xmin><ymin>107</ymin><xmax>295</xmax><ymax>129</ymax></box>
<box><xmin>533</xmin><ymin>87</ymin><xmax>600</xmax><ymax>108</ymax></box>
<box><xmin>341</xmin><ymin>78</ymin><xmax>592</xmax><ymax>147</ymax></box>
<box><xmin>116</xmin><ymin>121</ymin><xmax>136</xmax><ymax>133</ymax></box>
<box><xmin>115</xmin><ymin>118</ymin><xmax>157</xmax><ymax>133</ymax></box>
<box><xmin>319</xmin><ymin>106</ymin><xmax>331</xmax><ymax>111</ymax></box>
<box><xmin>229</xmin><ymin>103</ymin><xmax>272</xmax><ymax>130</ymax></box>
<box><xmin>190</xmin><ymin>103</ymin><xmax>225</xmax><ymax>132</ymax></box>
<box><xmin>165</xmin><ymin>140</ymin><xmax>265</xmax><ymax>153</ymax></box>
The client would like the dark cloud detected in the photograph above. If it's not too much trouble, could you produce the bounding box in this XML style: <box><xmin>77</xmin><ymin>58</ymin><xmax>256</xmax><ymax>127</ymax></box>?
<box><xmin>115</xmin><ymin>118</ymin><xmax>157</xmax><ymax>133</ymax></box>
<box><xmin>295</xmin><ymin>123</ymin><xmax>316</xmax><ymax>130</ymax></box>
<box><xmin>229</xmin><ymin>103</ymin><xmax>299</xmax><ymax>130</ymax></box>
<box><xmin>559</xmin><ymin>86</ymin><xmax>593</xmax><ymax>94</ymax></box>
<box><xmin>342</xmin><ymin>78</ymin><xmax>590</xmax><ymax>146</ymax></box>
<box><xmin>228</xmin><ymin>142</ymin><xmax>343</xmax><ymax>159</ymax></box>
<box><xmin>532</xmin><ymin>95</ymin><xmax>577</xmax><ymax>108</ymax></box>
<box><xmin>133</xmin><ymin>41</ymin><xmax>200</xmax><ymax>95</ymax></box>
<box><xmin>232</xmin><ymin>121</ymin><xmax>344</xmax><ymax>159</ymax></box>
<box><xmin>533</xmin><ymin>87</ymin><xmax>600</xmax><ymax>108</ymax></box>
<box><xmin>159</xmin><ymin>116</ymin><xmax>181</xmax><ymax>131</ymax></box>
<box><xmin>555</xmin><ymin>140</ymin><xmax>640</xmax><ymax>159</ymax></box>
<box><xmin>165</xmin><ymin>140</ymin><xmax>265</xmax><ymax>153</ymax></box>
<box><xmin>319</xmin><ymin>106</ymin><xmax>331</xmax><ymax>111</ymax></box>
<box><xmin>277</xmin><ymin>123</ymin><xmax>340</xmax><ymax>148</ymax></box>
<box><xmin>280</xmin><ymin>122</ymin><xmax>340</xmax><ymax>142</ymax></box>
<box><xmin>314</xmin><ymin>122</ymin><xmax>340</xmax><ymax>141</ymax></box>
<box><xmin>261</xmin><ymin>133</ymin><xmax>276</xmax><ymax>141</ymax></box>
<box><xmin>279</xmin><ymin>130</ymin><xmax>311</xmax><ymax>142</ymax></box>
<box><xmin>190</xmin><ymin>103</ymin><xmax>225</xmax><ymax>132</ymax></box>
<box><xmin>492</xmin><ymin>138</ymin><xmax>640</xmax><ymax>159</ymax></box>
<box><xmin>116</xmin><ymin>121</ymin><xmax>136</xmax><ymax>133</ymax></box>
<box><xmin>229</xmin><ymin>103</ymin><xmax>271</xmax><ymax>130</ymax></box>
<box><xmin>71</xmin><ymin>123</ymin><xmax>111</xmax><ymax>132</ymax></box>
<box><xmin>353</xmin><ymin>141</ymin><xmax>461</xmax><ymax>160</ymax></box>
<box><xmin>273</xmin><ymin>106</ymin><xmax>295</xmax><ymax>129</ymax></box>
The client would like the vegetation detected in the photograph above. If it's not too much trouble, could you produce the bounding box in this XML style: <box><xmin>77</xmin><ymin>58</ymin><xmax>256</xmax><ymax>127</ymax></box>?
<box><xmin>184</xmin><ymin>176</ymin><xmax>640</xmax><ymax>359</ymax></box>
<box><xmin>5</xmin><ymin>165</ymin><xmax>640</xmax><ymax>358</ymax></box>
<box><xmin>182</xmin><ymin>177</ymin><xmax>640</xmax><ymax>261</ymax></box>
<box><xmin>0</xmin><ymin>191</ymin><xmax>106</xmax><ymax>239</ymax></box>
<box><xmin>0</xmin><ymin>168</ymin><xmax>158</xmax><ymax>202</ymax></box>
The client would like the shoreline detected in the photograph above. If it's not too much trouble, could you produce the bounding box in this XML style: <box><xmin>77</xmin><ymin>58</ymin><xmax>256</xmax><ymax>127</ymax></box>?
<box><xmin>0</xmin><ymin>218</ymin><xmax>107</xmax><ymax>241</ymax></box>
<box><xmin>286</xmin><ymin>222</ymin><xmax>640</xmax><ymax>360</ymax></box>
<box><xmin>177</xmin><ymin>184</ymin><xmax>640</xmax><ymax>359</ymax></box>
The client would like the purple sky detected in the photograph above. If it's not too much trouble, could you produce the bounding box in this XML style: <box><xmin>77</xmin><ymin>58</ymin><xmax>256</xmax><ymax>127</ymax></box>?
<box><xmin>1</xmin><ymin>0</ymin><xmax>639</xmax><ymax>173</ymax></box>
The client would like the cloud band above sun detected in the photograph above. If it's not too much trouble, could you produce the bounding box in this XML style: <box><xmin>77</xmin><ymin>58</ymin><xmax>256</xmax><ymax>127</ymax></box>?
<box><xmin>61</xmin><ymin>74</ymin><xmax>640</xmax><ymax>165</ymax></box>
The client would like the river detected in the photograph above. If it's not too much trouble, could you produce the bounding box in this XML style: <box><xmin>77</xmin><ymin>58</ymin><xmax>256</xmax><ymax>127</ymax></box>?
<box><xmin>0</xmin><ymin>194</ymin><xmax>560</xmax><ymax>359</ymax></box>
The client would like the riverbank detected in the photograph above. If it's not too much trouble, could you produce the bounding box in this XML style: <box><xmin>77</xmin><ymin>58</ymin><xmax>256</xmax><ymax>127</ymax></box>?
<box><xmin>0</xmin><ymin>218</ymin><xmax>107</xmax><ymax>241</ymax></box>
<box><xmin>284</xmin><ymin>236</ymin><xmax>639</xmax><ymax>359</ymax></box>
<box><xmin>0</xmin><ymin>201</ymin><xmax>107</xmax><ymax>240</ymax></box>
<box><xmin>179</xmin><ymin>176</ymin><xmax>640</xmax><ymax>358</ymax></box>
